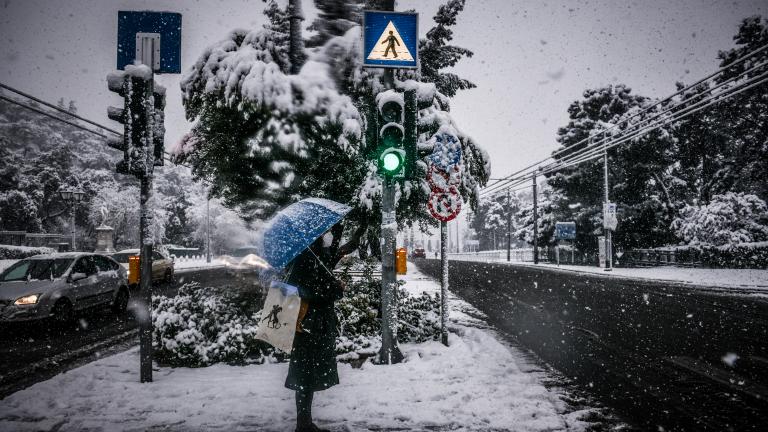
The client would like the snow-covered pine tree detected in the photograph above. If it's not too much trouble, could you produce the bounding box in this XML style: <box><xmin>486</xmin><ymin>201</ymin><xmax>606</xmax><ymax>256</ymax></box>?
<box><xmin>176</xmin><ymin>0</ymin><xmax>489</xmax><ymax>264</ymax></box>
<box><xmin>306</xmin><ymin>0</ymin><xmax>363</xmax><ymax>48</ymax></box>
<box><xmin>711</xmin><ymin>15</ymin><xmax>768</xmax><ymax>201</ymax></box>
<box><xmin>418</xmin><ymin>0</ymin><xmax>475</xmax><ymax>97</ymax></box>
<box><xmin>547</xmin><ymin>85</ymin><xmax>677</xmax><ymax>251</ymax></box>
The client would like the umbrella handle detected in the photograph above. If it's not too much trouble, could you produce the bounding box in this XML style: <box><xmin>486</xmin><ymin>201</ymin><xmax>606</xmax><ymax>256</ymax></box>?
<box><xmin>308</xmin><ymin>247</ymin><xmax>335</xmax><ymax>279</ymax></box>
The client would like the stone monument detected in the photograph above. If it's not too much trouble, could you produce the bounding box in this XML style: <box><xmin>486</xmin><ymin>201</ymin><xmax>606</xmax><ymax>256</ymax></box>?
<box><xmin>94</xmin><ymin>207</ymin><xmax>115</xmax><ymax>253</ymax></box>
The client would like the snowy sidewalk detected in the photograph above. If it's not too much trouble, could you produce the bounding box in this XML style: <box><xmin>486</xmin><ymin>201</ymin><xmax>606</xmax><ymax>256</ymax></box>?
<box><xmin>447</xmin><ymin>256</ymin><xmax>768</xmax><ymax>290</ymax></box>
<box><xmin>0</xmin><ymin>268</ymin><xmax>596</xmax><ymax>432</ymax></box>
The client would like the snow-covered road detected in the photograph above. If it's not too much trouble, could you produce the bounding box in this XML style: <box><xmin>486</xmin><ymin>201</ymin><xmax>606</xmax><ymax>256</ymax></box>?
<box><xmin>0</xmin><ymin>268</ymin><xmax>601</xmax><ymax>431</ymax></box>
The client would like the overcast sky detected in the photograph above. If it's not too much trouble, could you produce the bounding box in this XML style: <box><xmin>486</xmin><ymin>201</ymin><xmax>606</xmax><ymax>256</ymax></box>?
<box><xmin>2</xmin><ymin>0</ymin><xmax>766</xmax><ymax>176</ymax></box>
<box><xmin>2</xmin><ymin>0</ymin><xmax>766</xmax><ymax>242</ymax></box>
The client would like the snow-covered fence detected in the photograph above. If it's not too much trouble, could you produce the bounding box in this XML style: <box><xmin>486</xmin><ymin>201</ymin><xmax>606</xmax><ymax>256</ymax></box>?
<box><xmin>446</xmin><ymin>248</ymin><xmax>545</xmax><ymax>263</ymax></box>
<box><xmin>625</xmin><ymin>243</ymin><xmax>768</xmax><ymax>269</ymax></box>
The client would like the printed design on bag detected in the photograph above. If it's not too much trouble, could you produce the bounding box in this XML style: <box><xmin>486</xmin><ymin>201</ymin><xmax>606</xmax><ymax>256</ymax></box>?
<box><xmin>262</xmin><ymin>304</ymin><xmax>284</xmax><ymax>329</ymax></box>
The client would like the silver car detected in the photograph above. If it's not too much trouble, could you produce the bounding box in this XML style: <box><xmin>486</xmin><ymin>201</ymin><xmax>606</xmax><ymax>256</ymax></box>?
<box><xmin>0</xmin><ymin>253</ymin><xmax>130</xmax><ymax>324</ymax></box>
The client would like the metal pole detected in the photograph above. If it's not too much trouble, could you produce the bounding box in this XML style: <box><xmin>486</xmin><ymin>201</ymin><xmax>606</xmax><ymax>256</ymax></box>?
<box><xmin>506</xmin><ymin>188</ymin><xmax>512</xmax><ymax>261</ymax></box>
<box><xmin>378</xmin><ymin>177</ymin><xmax>403</xmax><ymax>364</ymax></box>
<box><xmin>455</xmin><ymin>218</ymin><xmax>460</xmax><ymax>253</ymax></box>
<box><xmin>532</xmin><ymin>175</ymin><xmax>539</xmax><ymax>264</ymax></box>
<box><xmin>206</xmin><ymin>198</ymin><xmax>211</xmax><ymax>263</ymax></box>
<box><xmin>440</xmin><ymin>220</ymin><xmax>449</xmax><ymax>346</ymax></box>
<box><xmin>603</xmin><ymin>140</ymin><xmax>613</xmax><ymax>271</ymax></box>
<box><xmin>138</xmin><ymin>73</ymin><xmax>155</xmax><ymax>383</ymax></box>
<box><xmin>70</xmin><ymin>203</ymin><xmax>76</xmax><ymax>252</ymax></box>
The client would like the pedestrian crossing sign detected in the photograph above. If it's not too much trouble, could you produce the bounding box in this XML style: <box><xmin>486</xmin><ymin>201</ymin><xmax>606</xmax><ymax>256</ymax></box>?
<box><xmin>363</xmin><ymin>11</ymin><xmax>418</xmax><ymax>69</ymax></box>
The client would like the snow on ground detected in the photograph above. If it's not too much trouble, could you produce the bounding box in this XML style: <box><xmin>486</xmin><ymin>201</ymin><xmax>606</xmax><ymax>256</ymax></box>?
<box><xmin>173</xmin><ymin>256</ymin><xmax>225</xmax><ymax>271</ymax></box>
<box><xmin>533</xmin><ymin>263</ymin><xmax>768</xmax><ymax>289</ymax></box>
<box><xmin>448</xmin><ymin>253</ymin><xmax>768</xmax><ymax>289</ymax></box>
<box><xmin>0</xmin><ymin>267</ymin><xmax>595</xmax><ymax>432</ymax></box>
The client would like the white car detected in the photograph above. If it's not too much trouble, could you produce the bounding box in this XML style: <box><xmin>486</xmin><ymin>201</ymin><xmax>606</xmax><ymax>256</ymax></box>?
<box><xmin>111</xmin><ymin>249</ymin><xmax>175</xmax><ymax>285</ymax></box>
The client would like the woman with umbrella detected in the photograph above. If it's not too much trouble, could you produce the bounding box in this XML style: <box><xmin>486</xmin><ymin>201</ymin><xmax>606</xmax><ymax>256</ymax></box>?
<box><xmin>285</xmin><ymin>232</ymin><xmax>344</xmax><ymax>432</ymax></box>
<box><xmin>259</xmin><ymin>198</ymin><xmax>351</xmax><ymax>432</ymax></box>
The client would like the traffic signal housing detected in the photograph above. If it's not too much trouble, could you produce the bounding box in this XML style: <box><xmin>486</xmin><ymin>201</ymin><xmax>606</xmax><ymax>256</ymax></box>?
<box><xmin>107</xmin><ymin>71</ymin><xmax>151</xmax><ymax>178</ymax></box>
<box><xmin>376</xmin><ymin>91</ymin><xmax>406</xmax><ymax>179</ymax></box>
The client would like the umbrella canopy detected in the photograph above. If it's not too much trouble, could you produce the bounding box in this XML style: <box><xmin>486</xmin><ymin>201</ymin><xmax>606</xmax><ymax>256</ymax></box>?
<box><xmin>260</xmin><ymin>198</ymin><xmax>352</xmax><ymax>269</ymax></box>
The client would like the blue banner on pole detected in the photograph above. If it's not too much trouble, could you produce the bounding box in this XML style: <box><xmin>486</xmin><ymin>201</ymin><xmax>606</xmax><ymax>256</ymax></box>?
<box><xmin>117</xmin><ymin>11</ymin><xmax>182</xmax><ymax>74</ymax></box>
<box><xmin>362</xmin><ymin>11</ymin><xmax>418</xmax><ymax>69</ymax></box>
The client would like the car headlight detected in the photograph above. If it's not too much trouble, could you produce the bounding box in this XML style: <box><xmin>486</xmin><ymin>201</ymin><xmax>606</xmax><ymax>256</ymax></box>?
<box><xmin>14</xmin><ymin>294</ymin><xmax>40</xmax><ymax>306</ymax></box>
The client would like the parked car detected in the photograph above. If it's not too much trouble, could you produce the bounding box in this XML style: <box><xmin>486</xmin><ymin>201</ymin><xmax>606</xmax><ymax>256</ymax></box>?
<box><xmin>411</xmin><ymin>248</ymin><xmax>426</xmax><ymax>258</ymax></box>
<box><xmin>111</xmin><ymin>248</ymin><xmax>175</xmax><ymax>285</ymax></box>
<box><xmin>0</xmin><ymin>253</ymin><xmax>129</xmax><ymax>324</ymax></box>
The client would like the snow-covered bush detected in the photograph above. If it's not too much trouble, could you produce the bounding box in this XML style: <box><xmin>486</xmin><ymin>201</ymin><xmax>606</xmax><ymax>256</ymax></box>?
<box><xmin>152</xmin><ymin>283</ymin><xmax>272</xmax><ymax>367</ymax></box>
<box><xmin>153</xmin><ymin>259</ymin><xmax>442</xmax><ymax>367</ymax></box>
<box><xmin>334</xmin><ymin>258</ymin><xmax>442</xmax><ymax>360</ymax></box>
<box><xmin>672</xmin><ymin>192</ymin><xmax>768</xmax><ymax>246</ymax></box>
<box><xmin>0</xmin><ymin>244</ymin><xmax>55</xmax><ymax>259</ymax></box>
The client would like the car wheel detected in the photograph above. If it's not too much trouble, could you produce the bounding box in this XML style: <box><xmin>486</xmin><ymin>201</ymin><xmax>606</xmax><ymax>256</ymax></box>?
<box><xmin>164</xmin><ymin>268</ymin><xmax>174</xmax><ymax>284</ymax></box>
<box><xmin>112</xmin><ymin>287</ymin><xmax>129</xmax><ymax>314</ymax></box>
<box><xmin>51</xmin><ymin>299</ymin><xmax>74</xmax><ymax>326</ymax></box>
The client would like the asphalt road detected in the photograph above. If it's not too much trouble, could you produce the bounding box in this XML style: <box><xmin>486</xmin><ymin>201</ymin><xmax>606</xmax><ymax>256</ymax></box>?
<box><xmin>415</xmin><ymin>259</ymin><xmax>768</xmax><ymax>432</ymax></box>
<box><xmin>0</xmin><ymin>266</ymin><xmax>250</xmax><ymax>399</ymax></box>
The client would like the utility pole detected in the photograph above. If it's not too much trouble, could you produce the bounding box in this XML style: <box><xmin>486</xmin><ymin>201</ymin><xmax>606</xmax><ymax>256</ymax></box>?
<box><xmin>603</xmin><ymin>138</ymin><xmax>613</xmax><ymax>271</ymax></box>
<box><xmin>532</xmin><ymin>175</ymin><xmax>539</xmax><ymax>264</ymax></box>
<box><xmin>206</xmin><ymin>198</ymin><xmax>211</xmax><ymax>263</ymax></box>
<box><xmin>506</xmin><ymin>188</ymin><xmax>512</xmax><ymax>262</ymax></box>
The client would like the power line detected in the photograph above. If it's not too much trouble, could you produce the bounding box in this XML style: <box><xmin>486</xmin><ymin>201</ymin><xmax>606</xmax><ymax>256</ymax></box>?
<box><xmin>480</xmin><ymin>70</ymin><xmax>768</xmax><ymax>203</ymax></box>
<box><xmin>481</xmin><ymin>57</ymin><xmax>768</xmax><ymax>198</ymax></box>
<box><xmin>0</xmin><ymin>82</ymin><xmax>187</xmax><ymax>167</ymax></box>
<box><xmin>482</xmin><ymin>41</ymin><xmax>768</xmax><ymax>196</ymax></box>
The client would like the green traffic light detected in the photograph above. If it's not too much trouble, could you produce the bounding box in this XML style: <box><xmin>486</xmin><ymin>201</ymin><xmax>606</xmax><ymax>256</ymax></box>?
<box><xmin>382</xmin><ymin>151</ymin><xmax>402</xmax><ymax>172</ymax></box>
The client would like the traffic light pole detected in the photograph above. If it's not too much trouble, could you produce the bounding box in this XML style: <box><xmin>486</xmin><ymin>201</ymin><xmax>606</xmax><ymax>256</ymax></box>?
<box><xmin>378</xmin><ymin>176</ymin><xmax>403</xmax><ymax>364</ymax></box>
<box><xmin>138</xmin><ymin>74</ymin><xmax>156</xmax><ymax>383</ymax></box>
<box><xmin>138</xmin><ymin>174</ymin><xmax>154</xmax><ymax>383</ymax></box>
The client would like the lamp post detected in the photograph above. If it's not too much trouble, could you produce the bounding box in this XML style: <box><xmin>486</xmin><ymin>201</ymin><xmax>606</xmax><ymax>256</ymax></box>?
<box><xmin>59</xmin><ymin>189</ymin><xmax>85</xmax><ymax>251</ymax></box>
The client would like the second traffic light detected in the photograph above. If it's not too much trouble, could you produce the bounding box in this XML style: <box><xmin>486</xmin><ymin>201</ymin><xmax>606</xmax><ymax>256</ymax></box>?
<box><xmin>106</xmin><ymin>66</ymin><xmax>165</xmax><ymax>178</ymax></box>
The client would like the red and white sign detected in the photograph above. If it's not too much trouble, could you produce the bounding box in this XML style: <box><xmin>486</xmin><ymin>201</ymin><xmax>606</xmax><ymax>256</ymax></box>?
<box><xmin>427</xmin><ymin>188</ymin><xmax>462</xmax><ymax>222</ymax></box>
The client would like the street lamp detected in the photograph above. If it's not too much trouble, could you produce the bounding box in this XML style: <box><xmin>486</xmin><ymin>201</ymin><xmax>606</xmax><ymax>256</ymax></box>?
<box><xmin>59</xmin><ymin>189</ymin><xmax>85</xmax><ymax>251</ymax></box>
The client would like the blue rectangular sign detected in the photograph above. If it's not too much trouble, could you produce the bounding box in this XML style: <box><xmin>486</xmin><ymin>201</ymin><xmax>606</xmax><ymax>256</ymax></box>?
<box><xmin>555</xmin><ymin>222</ymin><xmax>577</xmax><ymax>240</ymax></box>
<box><xmin>117</xmin><ymin>11</ymin><xmax>182</xmax><ymax>74</ymax></box>
<box><xmin>362</xmin><ymin>11</ymin><xmax>418</xmax><ymax>69</ymax></box>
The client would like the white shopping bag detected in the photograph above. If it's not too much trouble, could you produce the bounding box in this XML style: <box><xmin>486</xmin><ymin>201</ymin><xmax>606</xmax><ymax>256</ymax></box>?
<box><xmin>256</xmin><ymin>280</ymin><xmax>302</xmax><ymax>353</ymax></box>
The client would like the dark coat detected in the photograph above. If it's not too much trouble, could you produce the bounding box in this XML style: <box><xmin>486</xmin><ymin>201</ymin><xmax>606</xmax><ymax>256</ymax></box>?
<box><xmin>284</xmin><ymin>246</ymin><xmax>344</xmax><ymax>392</ymax></box>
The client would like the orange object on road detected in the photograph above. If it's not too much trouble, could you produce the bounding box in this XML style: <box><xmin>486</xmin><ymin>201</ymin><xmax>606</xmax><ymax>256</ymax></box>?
<box><xmin>128</xmin><ymin>255</ymin><xmax>140</xmax><ymax>285</ymax></box>
<box><xmin>396</xmin><ymin>248</ymin><xmax>407</xmax><ymax>275</ymax></box>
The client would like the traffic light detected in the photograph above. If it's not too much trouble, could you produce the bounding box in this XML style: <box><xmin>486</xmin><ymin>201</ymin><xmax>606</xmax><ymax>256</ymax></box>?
<box><xmin>376</xmin><ymin>91</ymin><xmax>406</xmax><ymax>178</ymax></box>
<box><xmin>152</xmin><ymin>86</ymin><xmax>166</xmax><ymax>167</ymax></box>
<box><xmin>106</xmin><ymin>70</ymin><xmax>151</xmax><ymax>178</ymax></box>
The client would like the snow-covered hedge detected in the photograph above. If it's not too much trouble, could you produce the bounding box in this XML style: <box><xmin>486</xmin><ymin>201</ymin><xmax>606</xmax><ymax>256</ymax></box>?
<box><xmin>152</xmin><ymin>283</ymin><xmax>274</xmax><ymax>367</ymax></box>
<box><xmin>672</xmin><ymin>192</ymin><xmax>768</xmax><ymax>246</ymax></box>
<box><xmin>334</xmin><ymin>258</ymin><xmax>441</xmax><ymax>361</ymax></box>
<box><xmin>152</xmin><ymin>258</ymin><xmax>442</xmax><ymax>367</ymax></box>
<box><xmin>0</xmin><ymin>244</ymin><xmax>55</xmax><ymax>260</ymax></box>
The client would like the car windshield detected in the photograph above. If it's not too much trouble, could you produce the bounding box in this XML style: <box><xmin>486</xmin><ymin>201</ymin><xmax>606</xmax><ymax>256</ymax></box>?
<box><xmin>0</xmin><ymin>259</ymin><xmax>74</xmax><ymax>282</ymax></box>
<box><xmin>111</xmin><ymin>253</ymin><xmax>137</xmax><ymax>263</ymax></box>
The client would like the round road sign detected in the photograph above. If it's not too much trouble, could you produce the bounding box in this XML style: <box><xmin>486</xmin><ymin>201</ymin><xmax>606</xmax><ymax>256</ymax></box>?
<box><xmin>427</xmin><ymin>189</ymin><xmax>462</xmax><ymax>222</ymax></box>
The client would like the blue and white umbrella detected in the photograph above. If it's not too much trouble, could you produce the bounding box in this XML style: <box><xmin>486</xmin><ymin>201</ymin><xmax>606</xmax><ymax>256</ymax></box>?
<box><xmin>259</xmin><ymin>198</ymin><xmax>352</xmax><ymax>269</ymax></box>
